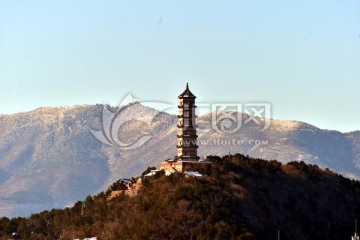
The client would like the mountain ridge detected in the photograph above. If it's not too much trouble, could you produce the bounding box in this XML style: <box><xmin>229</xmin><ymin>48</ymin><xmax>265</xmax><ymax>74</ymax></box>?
<box><xmin>0</xmin><ymin>103</ymin><xmax>359</xmax><ymax>217</ymax></box>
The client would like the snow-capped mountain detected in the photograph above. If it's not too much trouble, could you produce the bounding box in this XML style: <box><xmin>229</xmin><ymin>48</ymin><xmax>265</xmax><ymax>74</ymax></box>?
<box><xmin>0</xmin><ymin>103</ymin><xmax>359</xmax><ymax>217</ymax></box>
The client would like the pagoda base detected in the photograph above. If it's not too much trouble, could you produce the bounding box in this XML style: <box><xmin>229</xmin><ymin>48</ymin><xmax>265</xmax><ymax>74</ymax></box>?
<box><xmin>160</xmin><ymin>159</ymin><xmax>211</xmax><ymax>174</ymax></box>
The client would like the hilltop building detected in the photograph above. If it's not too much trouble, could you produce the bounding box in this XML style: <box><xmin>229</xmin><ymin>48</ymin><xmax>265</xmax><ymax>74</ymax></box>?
<box><xmin>161</xmin><ymin>83</ymin><xmax>210</xmax><ymax>174</ymax></box>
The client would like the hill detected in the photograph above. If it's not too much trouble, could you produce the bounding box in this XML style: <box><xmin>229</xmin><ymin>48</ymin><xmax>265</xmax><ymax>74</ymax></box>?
<box><xmin>1</xmin><ymin>154</ymin><xmax>360</xmax><ymax>240</ymax></box>
<box><xmin>0</xmin><ymin>103</ymin><xmax>359</xmax><ymax>217</ymax></box>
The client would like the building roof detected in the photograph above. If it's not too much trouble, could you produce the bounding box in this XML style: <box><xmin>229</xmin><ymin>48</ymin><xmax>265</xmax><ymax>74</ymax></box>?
<box><xmin>184</xmin><ymin>171</ymin><xmax>202</xmax><ymax>177</ymax></box>
<box><xmin>144</xmin><ymin>170</ymin><xmax>161</xmax><ymax>177</ymax></box>
<box><xmin>178</xmin><ymin>83</ymin><xmax>196</xmax><ymax>99</ymax></box>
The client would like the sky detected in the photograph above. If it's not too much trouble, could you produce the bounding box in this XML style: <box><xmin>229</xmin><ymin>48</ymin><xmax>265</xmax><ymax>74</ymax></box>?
<box><xmin>0</xmin><ymin>0</ymin><xmax>359</xmax><ymax>132</ymax></box>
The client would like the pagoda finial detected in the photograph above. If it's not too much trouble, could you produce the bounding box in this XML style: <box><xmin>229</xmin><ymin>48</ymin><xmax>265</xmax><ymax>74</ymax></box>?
<box><xmin>179</xmin><ymin>82</ymin><xmax>196</xmax><ymax>99</ymax></box>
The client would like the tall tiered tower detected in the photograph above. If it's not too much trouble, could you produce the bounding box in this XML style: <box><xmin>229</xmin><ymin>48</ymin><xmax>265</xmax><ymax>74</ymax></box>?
<box><xmin>177</xmin><ymin>83</ymin><xmax>200</xmax><ymax>161</ymax></box>
<box><xmin>160</xmin><ymin>83</ymin><xmax>209</xmax><ymax>174</ymax></box>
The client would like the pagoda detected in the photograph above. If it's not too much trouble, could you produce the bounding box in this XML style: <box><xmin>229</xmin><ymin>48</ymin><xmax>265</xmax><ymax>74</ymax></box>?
<box><xmin>160</xmin><ymin>83</ymin><xmax>209</xmax><ymax>174</ymax></box>
<box><xmin>176</xmin><ymin>83</ymin><xmax>200</xmax><ymax>161</ymax></box>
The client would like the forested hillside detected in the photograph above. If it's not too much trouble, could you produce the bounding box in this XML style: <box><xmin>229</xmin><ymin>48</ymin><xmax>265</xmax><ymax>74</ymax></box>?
<box><xmin>1</xmin><ymin>154</ymin><xmax>360</xmax><ymax>240</ymax></box>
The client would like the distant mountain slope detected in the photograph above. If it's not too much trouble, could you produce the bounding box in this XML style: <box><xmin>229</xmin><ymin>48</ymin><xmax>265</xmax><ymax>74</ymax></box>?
<box><xmin>0</xmin><ymin>103</ymin><xmax>359</xmax><ymax>217</ymax></box>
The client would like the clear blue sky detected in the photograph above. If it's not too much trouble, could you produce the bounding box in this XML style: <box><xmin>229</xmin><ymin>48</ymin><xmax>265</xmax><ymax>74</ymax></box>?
<box><xmin>0</xmin><ymin>0</ymin><xmax>359</xmax><ymax>132</ymax></box>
